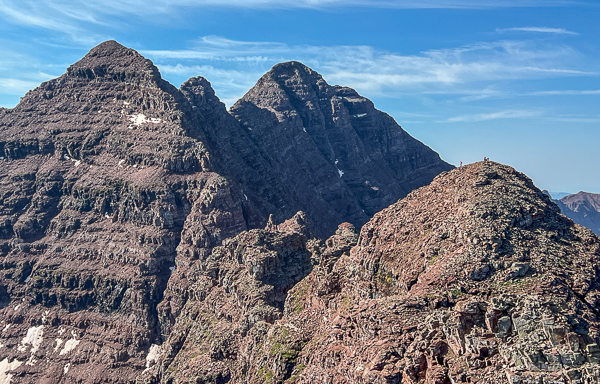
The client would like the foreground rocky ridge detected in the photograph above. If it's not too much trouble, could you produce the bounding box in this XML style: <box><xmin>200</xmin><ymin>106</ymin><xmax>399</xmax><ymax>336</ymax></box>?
<box><xmin>0</xmin><ymin>41</ymin><xmax>451</xmax><ymax>383</ymax></box>
<box><xmin>147</xmin><ymin>161</ymin><xmax>600</xmax><ymax>383</ymax></box>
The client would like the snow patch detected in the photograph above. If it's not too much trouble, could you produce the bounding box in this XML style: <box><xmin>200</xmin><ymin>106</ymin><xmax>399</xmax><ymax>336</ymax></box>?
<box><xmin>128</xmin><ymin>114</ymin><xmax>162</xmax><ymax>127</ymax></box>
<box><xmin>17</xmin><ymin>325</ymin><xmax>43</xmax><ymax>354</ymax></box>
<box><xmin>24</xmin><ymin>274</ymin><xmax>30</xmax><ymax>283</ymax></box>
<box><xmin>303</xmin><ymin>128</ymin><xmax>307</xmax><ymax>133</ymax></box>
<box><xmin>146</xmin><ymin>344</ymin><xmax>161</xmax><ymax>369</ymax></box>
<box><xmin>74</xmin><ymin>160</ymin><xmax>81</xmax><ymax>167</ymax></box>
<box><xmin>244</xmin><ymin>194</ymin><xmax>248</xmax><ymax>201</ymax></box>
<box><xmin>118</xmin><ymin>159</ymin><xmax>125</xmax><ymax>168</ymax></box>
<box><xmin>59</xmin><ymin>338</ymin><xmax>80</xmax><ymax>356</ymax></box>
<box><xmin>2</xmin><ymin>324</ymin><xmax>10</xmax><ymax>333</ymax></box>
<box><xmin>54</xmin><ymin>339</ymin><xmax>63</xmax><ymax>352</ymax></box>
<box><xmin>169</xmin><ymin>266</ymin><xmax>175</xmax><ymax>273</ymax></box>
<box><xmin>335</xmin><ymin>159</ymin><xmax>344</xmax><ymax>177</ymax></box>
<box><xmin>352</xmin><ymin>113</ymin><xmax>367</xmax><ymax>118</ymax></box>
<box><xmin>0</xmin><ymin>157</ymin><xmax>4</xmax><ymax>160</ymax></box>
<box><xmin>0</xmin><ymin>358</ymin><xmax>23</xmax><ymax>384</ymax></box>
<box><xmin>63</xmin><ymin>363</ymin><xmax>70</xmax><ymax>374</ymax></box>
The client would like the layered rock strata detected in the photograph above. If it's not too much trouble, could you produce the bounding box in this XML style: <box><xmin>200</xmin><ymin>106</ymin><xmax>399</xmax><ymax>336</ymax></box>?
<box><xmin>151</xmin><ymin>161</ymin><xmax>600</xmax><ymax>384</ymax></box>
<box><xmin>231</xmin><ymin>61</ymin><xmax>452</xmax><ymax>234</ymax></box>
<box><xmin>0</xmin><ymin>41</ymin><xmax>451</xmax><ymax>383</ymax></box>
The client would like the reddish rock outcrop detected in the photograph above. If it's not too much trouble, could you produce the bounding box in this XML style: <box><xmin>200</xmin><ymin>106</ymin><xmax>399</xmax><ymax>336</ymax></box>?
<box><xmin>0</xmin><ymin>41</ymin><xmax>452</xmax><ymax>383</ymax></box>
<box><xmin>272</xmin><ymin>162</ymin><xmax>600</xmax><ymax>384</ymax></box>
<box><xmin>150</xmin><ymin>161</ymin><xmax>600</xmax><ymax>384</ymax></box>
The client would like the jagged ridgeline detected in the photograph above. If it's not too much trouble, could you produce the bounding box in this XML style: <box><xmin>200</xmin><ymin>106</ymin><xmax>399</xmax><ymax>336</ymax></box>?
<box><xmin>150</xmin><ymin>162</ymin><xmax>600</xmax><ymax>384</ymax></box>
<box><xmin>0</xmin><ymin>40</ymin><xmax>451</xmax><ymax>383</ymax></box>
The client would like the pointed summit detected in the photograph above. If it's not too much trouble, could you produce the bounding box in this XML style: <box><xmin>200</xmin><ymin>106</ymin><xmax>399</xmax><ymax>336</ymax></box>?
<box><xmin>267</xmin><ymin>61</ymin><xmax>319</xmax><ymax>79</ymax></box>
<box><xmin>230</xmin><ymin>62</ymin><xmax>453</xmax><ymax>233</ymax></box>
<box><xmin>67</xmin><ymin>40</ymin><xmax>164</xmax><ymax>86</ymax></box>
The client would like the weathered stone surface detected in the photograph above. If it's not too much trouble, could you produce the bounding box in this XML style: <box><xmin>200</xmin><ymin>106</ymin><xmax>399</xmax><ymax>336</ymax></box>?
<box><xmin>147</xmin><ymin>161</ymin><xmax>600</xmax><ymax>384</ymax></box>
<box><xmin>0</xmin><ymin>41</ymin><xmax>452</xmax><ymax>383</ymax></box>
<box><xmin>231</xmin><ymin>61</ymin><xmax>453</xmax><ymax>236</ymax></box>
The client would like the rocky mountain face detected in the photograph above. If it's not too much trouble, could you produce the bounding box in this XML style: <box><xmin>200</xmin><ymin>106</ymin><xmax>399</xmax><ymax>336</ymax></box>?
<box><xmin>144</xmin><ymin>161</ymin><xmax>600</xmax><ymax>384</ymax></box>
<box><xmin>556</xmin><ymin>192</ymin><xmax>600</xmax><ymax>236</ymax></box>
<box><xmin>230</xmin><ymin>61</ymin><xmax>452</xmax><ymax>233</ymax></box>
<box><xmin>0</xmin><ymin>41</ymin><xmax>452</xmax><ymax>383</ymax></box>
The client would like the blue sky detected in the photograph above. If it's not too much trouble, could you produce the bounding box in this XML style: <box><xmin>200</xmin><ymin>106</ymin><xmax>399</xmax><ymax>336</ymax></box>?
<box><xmin>0</xmin><ymin>0</ymin><xmax>599</xmax><ymax>194</ymax></box>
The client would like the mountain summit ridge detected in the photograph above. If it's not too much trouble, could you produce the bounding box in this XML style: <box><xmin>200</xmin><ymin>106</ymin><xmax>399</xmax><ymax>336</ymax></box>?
<box><xmin>0</xmin><ymin>40</ymin><xmax>452</xmax><ymax>383</ymax></box>
<box><xmin>147</xmin><ymin>161</ymin><xmax>600</xmax><ymax>384</ymax></box>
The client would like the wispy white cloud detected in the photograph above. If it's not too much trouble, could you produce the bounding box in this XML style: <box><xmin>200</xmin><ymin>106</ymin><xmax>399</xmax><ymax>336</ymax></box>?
<box><xmin>0</xmin><ymin>78</ymin><xmax>45</xmax><ymax>95</ymax></box>
<box><xmin>527</xmin><ymin>89</ymin><xmax>600</xmax><ymax>96</ymax></box>
<box><xmin>142</xmin><ymin>36</ymin><xmax>596</xmax><ymax>106</ymax></box>
<box><xmin>0</xmin><ymin>46</ymin><xmax>60</xmax><ymax>99</ymax></box>
<box><xmin>0</xmin><ymin>0</ymin><xmax>585</xmax><ymax>43</ymax></box>
<box><xmin>442</xmin><ymin>109</ymin><xmax>543</xmax><ymax>123</ymax></box>
<box><xmin>496</xmin><ymin>27</ymin><xmax>579</xmax><ymax>35</ymax></box>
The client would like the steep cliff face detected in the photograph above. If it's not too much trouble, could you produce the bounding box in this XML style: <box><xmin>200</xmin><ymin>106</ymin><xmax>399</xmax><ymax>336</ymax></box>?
<box><xmin>0</xmin><ymin>41</ymin><xmax>453</xmax><ymax>383</ymax></box>
<box><xmin>230</xmin><ymin>61</ymin><xmax>453</xmax><ymax>235</ymax></box>
<box><xmin>0</xmin><ymin>40</ymin><xmax>256</xmax><ymax>383</ymax></box>
<box><xmin>556</xmin><ymin>192</ymin><xmax>600</xmax><ymax>236</ymax></box>
<box><xmin>151</xmin><ymin>162</ymin><xmax>600</xmax><ymax>384</ymax></box>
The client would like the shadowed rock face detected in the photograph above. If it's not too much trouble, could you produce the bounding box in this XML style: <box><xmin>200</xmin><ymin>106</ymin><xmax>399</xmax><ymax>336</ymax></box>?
<box><xmin>150</xmin><ymin>162</ymin><xmax>600</xmax><ymax>384</ymax></box>
<box><xmin>0</xmin><ymin>41</ymin><xmax>453</xmax><ymax>383</ymax></box>
<box><xmin>231</xmin><ymin>61</ymin><xmax>453</xmax><ymax>235</ymax></box>
<box><xmin>556</xmin><ymin>192</ymin><xmax>600</xmax><ymax>236</ymax></box>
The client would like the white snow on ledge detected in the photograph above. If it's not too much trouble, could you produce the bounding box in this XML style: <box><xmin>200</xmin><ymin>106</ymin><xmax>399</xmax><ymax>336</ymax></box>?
<box><xmin>352</xmin><ymin>113</ymin><xmax>367</xmax><ymax>118</ymax></box>
<box><xmin>17</xmin><ymin>325</ymin><xmax>44</xmax><ymax>354</ymax></box>
<box><xmin>145</xmin><ymin>344</ymin><xmax>162</xmax><ymax>369</ymax></box>
<box><xmin>335</xmin><ymin>159</ymin><xmax>344</xmax><ymax>177</ymax></box>
<box><xmin>0</xmin><ymin>358</ymin><xmax>23</xmax><ymax>384</ymax></box>
<box><xmin>59</xmin><ymin>338</ymin><xmax>80</xmax><ymax>356</ymax></box>
<box><xmin>128</xmin><ymin>114</ymin><xmax>162</xmax><ymax>127</ymax></box>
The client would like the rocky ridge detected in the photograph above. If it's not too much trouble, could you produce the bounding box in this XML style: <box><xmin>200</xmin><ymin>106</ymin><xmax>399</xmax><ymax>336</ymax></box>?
<box><xmin>0</xmin><ymin>41</ymin><xmax>451</xmax><ymax>383</ymax></box>
<box><xmin>147</xmin><ymin>161</ymin><xmax>600</xmax><ymax>384</ymax></box>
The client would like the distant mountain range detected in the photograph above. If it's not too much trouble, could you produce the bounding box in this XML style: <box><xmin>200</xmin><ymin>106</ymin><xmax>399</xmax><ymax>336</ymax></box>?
<box><xmin>549</xmin><ymin>191</ymin><xmax>572</xmax><ymax>200</ymax></box>
<box><xmin>555</xmin><ymin>191</ymin><xmax>600</xmax><ymax>236</ymax></box>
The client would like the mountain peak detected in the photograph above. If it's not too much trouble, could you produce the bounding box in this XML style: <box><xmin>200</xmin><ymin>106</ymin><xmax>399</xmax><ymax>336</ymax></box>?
<box><xmin>84</xmin><ymin>40</ymin><xmax>131</xmax><ymax>57</ymax></box>
<box><xmin>66</xmin><ymin>40</ymin><xmax>163</xmax><ymax>85</ymax></box>
<box><xmin>268</xmin><ymin>61</ymin><xmax>316</xmax><ymax>76</ymax></box>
